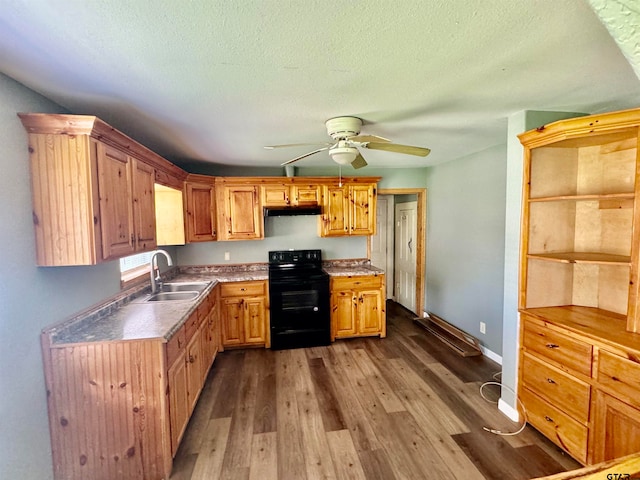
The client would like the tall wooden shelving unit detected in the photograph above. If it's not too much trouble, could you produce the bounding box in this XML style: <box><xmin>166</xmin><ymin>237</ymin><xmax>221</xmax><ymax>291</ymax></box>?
<box><xmin>518</xmin><ymin>108</ymin><xmax>640</xmax><ymax>465</ymax></box>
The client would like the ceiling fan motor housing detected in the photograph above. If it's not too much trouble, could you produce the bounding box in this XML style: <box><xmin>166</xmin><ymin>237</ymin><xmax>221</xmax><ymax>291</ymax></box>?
<box><xmin>325</xmin><ymin>116</ymin><xmax>362</xmax><ymax>140</ymax></box>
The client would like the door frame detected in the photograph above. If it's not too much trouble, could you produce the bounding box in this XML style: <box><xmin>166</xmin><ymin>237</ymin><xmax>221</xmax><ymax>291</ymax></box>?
<box><xmin>368</xmin><ymin>188</ymin><xmax>426</xmax><ymax>317</ymax></box>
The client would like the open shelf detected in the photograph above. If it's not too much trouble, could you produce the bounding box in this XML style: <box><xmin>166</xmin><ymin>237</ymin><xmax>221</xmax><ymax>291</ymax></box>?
<box><xmin>527</xmin><ymin>252</ymin><xmax>631</xmax><ymax>266</ymax></box>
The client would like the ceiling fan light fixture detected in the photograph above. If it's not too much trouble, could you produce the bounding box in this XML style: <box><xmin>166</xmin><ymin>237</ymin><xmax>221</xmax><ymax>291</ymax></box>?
<box><xmin>330</xmin><ymin>146</ymin><xmax>358</xmax><ymax>165</ymax></box>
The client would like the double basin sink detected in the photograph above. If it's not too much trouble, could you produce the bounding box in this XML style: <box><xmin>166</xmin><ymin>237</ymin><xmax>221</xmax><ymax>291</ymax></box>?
<box><xmin>139</xmin><ymin>281</ymin><xmax>211</xmax><ymax>303</ymax></box>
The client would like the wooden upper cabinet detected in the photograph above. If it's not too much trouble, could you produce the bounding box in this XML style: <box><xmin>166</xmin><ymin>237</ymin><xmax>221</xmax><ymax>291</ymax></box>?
<box><xmin>19</xmin><ymin>113</ymin><xmax>186</xmax><ymax>266</ymax></box>
<box><xmin>319</xmin><ymin>183</ymin><xmax>376</xmax><ymax>237</ymax></box>
<box><xmin>217</xmin><ymin>183</ymin><xmax>263</xmax><ymax>241</ymax></box>
<box><xmin>132</xmin><ymin>158</ymin><xmax>157</xmax><ymax>252</ymax></box>
<box><xmin>96</xmin><ymin>143</ymin><xmax>136</xmax><ymax>260</ymax></box>
<box><xmin>262</xmin><ymin>183</ymin><xmax>320</xmax><ymax>207</ymax></box>
<box><xmin>185</xmin><ymin>176</ymin><xmax>216</xmax><ymax>242</ymax></box>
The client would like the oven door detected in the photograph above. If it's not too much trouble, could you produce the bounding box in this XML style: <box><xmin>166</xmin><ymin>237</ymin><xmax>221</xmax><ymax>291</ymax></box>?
<box><xmin>269</xmin><ymin>275</ymin><xmax>330</xmax><ymax>348</ymax></box>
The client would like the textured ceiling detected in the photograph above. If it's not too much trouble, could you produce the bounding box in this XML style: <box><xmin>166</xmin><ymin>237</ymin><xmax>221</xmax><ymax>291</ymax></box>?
<box><xmin>1</xmin><ymin>1</ymin><xmax>639</xmax><ymax>170</ymax></box>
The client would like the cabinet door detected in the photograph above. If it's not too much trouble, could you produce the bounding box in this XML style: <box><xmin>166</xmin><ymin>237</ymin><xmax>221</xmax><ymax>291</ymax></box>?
<box><xmin>244</xmin><ymin>297</ymin><xmax>266</xmax><ymax>345</ymax></box>
<box><xmin>292</xmin><ymin>185</ymin><xmax>319</xmax><ymax>206</ymax></box>
<box><xmin>185</xmin><ymin>329</ymin><xmax>203</xmax><ymax>414</ymax></box>
<box><xmin>321</xmin><ymin>185</ymin><xmax>349</xmax><ymax>236</ymax></box>
<box><xmin>350</xmin><ymin>184</ymin><xmax>375</xmax><ymax>235</ymax></box>
<box><xmin>97</xmin><ymin>143</ymin><xmax>135</xmax><ymax>260</ymax></box>
<box><xmin>132</xmin><ymin>159</ymin><xmax>157</xmax><ymax>251</ymax></box>
<box><xmin>221</xmin><ymin>297</ymin><xmax>244</xmax><ymax>346</ymax></box>
<box><xmin>220</xmin><ymin>185</ymin><xmax>263</xmax><ymax>240</ymax></box>
<box><xmin>262</xmin><ymin>185</ymin><xmax>290</xmax><ymax>206</ymax></box>
<box><xmin>357</xmin><ymin>289</ymin><xmax>383</xmax><ymax>335</ymax></box>
<box><xmin>592</xmin><ymin>390</ymin><xmax>640</xmax><ymax>463</ymax></box>
<box><xmin>332</xmin><ymin>289</ymin><xmax>357</xmax><ymax>338</ymax></box>
<box><xmin>168</xmin><ymin>351</ymin><xmax>189</xmax><ymax>456</ymax></box>
<box><xmin>185</xmin><ymin>181</ymin><xmax>216</xmax><ymax>242</ymax></box>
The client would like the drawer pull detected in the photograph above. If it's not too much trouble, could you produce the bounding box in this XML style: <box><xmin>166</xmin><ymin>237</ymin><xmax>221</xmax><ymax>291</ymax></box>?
<box><xmin>546</xmin><ymin>378</ymin><xmax>556</xmax><ymax>384</ymax></box>
<box><xmin>545</xmin><ymin>343</ymin><xmax>560</xmax><ymax>349</ymax></box>
<box><xmin>544</xmin><ymin>415</ymin><xmax>554</xmax><ymax>423</ymax></box>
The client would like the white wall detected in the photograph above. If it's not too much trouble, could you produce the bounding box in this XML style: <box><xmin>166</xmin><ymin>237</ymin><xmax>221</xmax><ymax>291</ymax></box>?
<box><xmin>424</xmin><ymin>144</ymin><xmax>507</xmax><ymax>355</ymax></box>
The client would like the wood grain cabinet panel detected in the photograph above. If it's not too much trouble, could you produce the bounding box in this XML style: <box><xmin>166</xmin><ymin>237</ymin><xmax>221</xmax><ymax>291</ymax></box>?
<box><xmin>520</xmin><ymin>387</ymin><xmax>588</xmax><ymax>464</ymax></box>
<box><xmin>262</xmin><ymin>183</ymin><xmax>320</xmax><ymax>207</ymax></box>
<box><xmin>319</xmin><ymin>183</ymin><xmax>376</xmax><ymax>237</ymax></box>
<box><xmin>19</xmin><ymin>113</ymin><xmax>184</xmax><ymax>265</ymax></box>
<box><xmin>521</xmin><ymin>352</ymin><xmax>591</xmax><ymax>423</ymax></box>
<box><xmin>184</xmin><ymin>176</ymin><xmax>216</xmax><ymax>242</ymax></box>
<box><xmin>41</xmin><ymin>284</ymin><xmax>222</xmax><ymax>479</ymax></box>
<box><xmin>522</xmin><ymin>320</ymin><xmax>592</xmax><ymax>377</ymax></box>
<box><xmin>591</xmin><ymin>389</ymin><xmax>640</xmax><ymax>464</ymax></box>
<box><xmin>217</xmin><ymin>184</ymin><xmax>263</xmax><ymax>241</ymax></box>
<box><xmin>220</xmin><ymin>281</ymin><xmax>268</xmax><ymax>347</ymax></box>
<box><xmin>517</xmin><ymin>108</ymin><xmax>640</xmax><ymax>466</ymax></box>
<box><xmin>330</xmin><ymin>275</ymin><xmax>385</xmax><ymax>340</ymax></box>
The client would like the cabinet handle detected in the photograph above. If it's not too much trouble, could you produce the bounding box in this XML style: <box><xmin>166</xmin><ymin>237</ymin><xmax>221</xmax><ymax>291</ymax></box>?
<box><xmin>188</xmin><ymin>355</ymin><xmax>195</xmax><ymax>364</ymax></box>
<box><xmin>546</xmin><ymin>378</ymin><xmax>556</xmax><ymax>384</ymax></box>
<box><xmin>544</xmin><ymin>415</ymin><xmax>554</xmax><ymax>423</ymax></box>
<box><xmin>545</xmin><ymin>343</ymin><xmax>560</xmax><ymax>349</ymax></box>
<box><xmin>240</xmin><ymin>288</ymin><xmax>246</xmax><ymax>291</ymax></box>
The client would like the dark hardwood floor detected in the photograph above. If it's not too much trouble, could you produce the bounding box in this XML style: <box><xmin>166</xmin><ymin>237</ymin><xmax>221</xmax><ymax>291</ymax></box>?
<box><xmin>170</xmin><ymin>301</ymin><xmax>581</xmax><ymax>479</ymax></box>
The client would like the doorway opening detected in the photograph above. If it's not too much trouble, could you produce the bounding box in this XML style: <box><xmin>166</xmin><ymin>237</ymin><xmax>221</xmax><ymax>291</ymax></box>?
<box><xmin>368</xmin><ymin>188</ymin><xmax>426</xmax><ymax>316</ymax></box>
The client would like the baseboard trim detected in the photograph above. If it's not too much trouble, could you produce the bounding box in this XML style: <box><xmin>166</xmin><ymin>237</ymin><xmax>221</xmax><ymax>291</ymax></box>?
<box><xmin>498</xmin><ymin>398</ymin><xmax>520</xmax><ymax>422</ymax></box>
<box><xmin>480</xmin><ymin>346</ymin><xmax>502</xmax><ymax>365</ymax></box>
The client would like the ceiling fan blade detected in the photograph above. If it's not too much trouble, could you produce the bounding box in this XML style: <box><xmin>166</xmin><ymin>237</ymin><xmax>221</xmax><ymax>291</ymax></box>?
<box><xmin>265</xmin><ymin>142</ymin><xmax>331</xmax><ymax>149</ymax></box>
<box><xmin>350</xmin><ymin>153</ymin><xmax>368</xmax><ymax>169</ymax></box>
<box><xmin>347</xmin><ymin>134</ymin><xmax>390</xmax><ymax>143</ymax></box>
<box><xmin>281</xmin><ymin>146</ymin><xmax>330</xmax><ymax>166</ymax></box>
<box><xmin>364</xmin><ymin>142</ymin><xmax>431</xmax><ymax>157</ymax></box>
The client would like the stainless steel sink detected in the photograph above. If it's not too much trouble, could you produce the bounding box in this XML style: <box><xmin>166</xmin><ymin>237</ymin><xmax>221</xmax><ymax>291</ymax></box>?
<box><xmin>146</xmin><ymin>291</ymin><xmax>200</xmax><ymax>302</ymax></box>
<box><xmin>137</xmin><ymin>281</ymin><xmax>211</xmax><ymax>302</ymax></box>
<box><xmin>160</xmin><ymin>282</ymin><xmax>210</xmax><ymax>293</ymax></box>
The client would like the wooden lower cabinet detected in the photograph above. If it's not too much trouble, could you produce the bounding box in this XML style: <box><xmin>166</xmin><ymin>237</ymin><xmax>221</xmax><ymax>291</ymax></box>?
<box><xmin>519</xmin><ymin>312</ymin><xmax>640</xmax><ymax>466</ymax></box>
<box><xmin>40</xmin><ymin>284</ymin><xmax>221</xmax><ymax>480</ymax></box>
<box><xmin>330</xmin><ymin>275</ymin><xmax>385</xmax><ymax>340</ymax></box>
<box><xmin>591</xmin><ymin>390</ymin><xmax>640</xmax><ymax>463</ymax></box>
<box><xmin>220</xmin><ymin>280</ymin><xmax>269</xmax><ymax>347</ymax></box>
<box><xmin>168</xmin><ymin>348</ymin><xmax>189</xmax><ymax>457</ymax></box>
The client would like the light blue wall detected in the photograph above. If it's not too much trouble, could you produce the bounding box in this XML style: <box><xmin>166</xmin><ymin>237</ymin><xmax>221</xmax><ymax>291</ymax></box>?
<box><xmin>500</xmin><ymin>110</ymin><xmax>587</xmax><ymax>410</ymax></box>
<box><xmin>0</xmin><ymin>74</ymin><xmax>121</xmax><ymax>479</ymax></box>
<box><xmin>425</xmin><ymin>144</ymin><xmax>507</xmax><ymax>355</ymax></box>
<box><xmin>177</xmin><ymin>215</ymin><xmax>367</xmax><ymax>264</ymax></box>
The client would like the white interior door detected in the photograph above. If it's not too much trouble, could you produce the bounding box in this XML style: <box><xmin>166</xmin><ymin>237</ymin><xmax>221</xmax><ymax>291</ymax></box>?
<box><xmin>370</xmin><ymin>195</ymin><xmax>394</xmax><ymax>298</ymax></box>
<box><xmin>395</xmin><ymin>201</ymin><xmax>417</xmax><ymax>312</ymax></box>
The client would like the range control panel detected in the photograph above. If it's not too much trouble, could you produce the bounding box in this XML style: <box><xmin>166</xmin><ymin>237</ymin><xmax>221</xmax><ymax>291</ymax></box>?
<box><xmin>268</xmin><ymin>249</ymin><xmax>322</xmax><ymax>265</ymax></box>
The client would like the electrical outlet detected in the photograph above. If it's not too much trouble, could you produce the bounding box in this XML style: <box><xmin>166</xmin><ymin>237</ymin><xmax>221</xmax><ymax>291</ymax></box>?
<box><xmin>224</xmin><ymin>252</ymin><xmax>230</xmax><ymax>261</ymax></box>
<box><xmin>479</xmin><ymin>321</ymin><xmax>486</xmax><ymax>334</ymax></box>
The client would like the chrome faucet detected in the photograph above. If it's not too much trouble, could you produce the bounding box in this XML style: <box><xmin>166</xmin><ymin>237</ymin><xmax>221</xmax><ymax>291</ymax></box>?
<box><xmin>150</xmin><ymin>250</ymin><xmax>173</xmax><ymax>293</ymax></box>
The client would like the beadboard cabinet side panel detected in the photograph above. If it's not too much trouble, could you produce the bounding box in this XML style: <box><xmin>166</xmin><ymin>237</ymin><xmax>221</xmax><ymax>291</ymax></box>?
<box><xmin>44</xmin><ymin>341</ymin><xmax>171</xmax><ymax>480</ymax></box>
<box><xmin>28</xmin><ymin>133</ymin><xmax>99</xmax><ymax>265</ymax></box>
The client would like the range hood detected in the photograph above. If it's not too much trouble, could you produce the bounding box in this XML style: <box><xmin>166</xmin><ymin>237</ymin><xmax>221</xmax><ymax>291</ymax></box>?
<box><xmin>263</xmin><ymin>205</ymin><xmax>321</xmax><ymax>217</ymax></box>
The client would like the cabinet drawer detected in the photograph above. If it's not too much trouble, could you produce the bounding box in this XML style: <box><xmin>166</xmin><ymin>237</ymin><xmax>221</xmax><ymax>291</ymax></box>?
<box><xmin>597</xmin><ymin>349</ymin><xmax>640</xmax><ymax>404</ymax></box>
<box><xmin>332</xmin><ymin>275</ymin><xmax>383</xmax><ymax>291</ymax></box>
<box><xmin>520</xmin><ymin>387</ymin><xmax>588</xmax><ymax>463</ymax></box>
<box><xmin>521</xmin><ymin>352</ymin><xmax>590</xmax><ymax>423</ymax></box>
<box><xmin>166</xmin><ymin>325</ymin><xmax>186</xmax><ymax>366</ymax></box>
<box><xmin>220</xmin><ymin>281</ymin><xmax>266</xmax><ymax>298</ymax></box>
<box><xmin>522</xmin><ymin>320</ymin><xmax>592</xmax><ymax>377</ymax></box>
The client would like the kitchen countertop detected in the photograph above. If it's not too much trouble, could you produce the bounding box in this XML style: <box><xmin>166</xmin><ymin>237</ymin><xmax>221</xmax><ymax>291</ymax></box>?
<box><xmin>46</xmin><ymin>260</ymin><xmax>383</xmax><ymax>346</ymax></box>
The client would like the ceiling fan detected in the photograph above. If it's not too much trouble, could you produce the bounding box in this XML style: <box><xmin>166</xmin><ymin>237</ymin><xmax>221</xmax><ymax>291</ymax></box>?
<box><xmin>264</xmin><ymin>116</ymin><xmax>431</xmax><ymax>169</ymax></box>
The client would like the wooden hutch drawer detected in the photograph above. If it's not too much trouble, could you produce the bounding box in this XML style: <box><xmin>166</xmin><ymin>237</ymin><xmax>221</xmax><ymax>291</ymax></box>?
<box><xmin>220</xmin><ymin>281</ymin><xmax>266</xmax><ymax>298</ymax></box>
<box><xmin>521</xmin><ymin>352</ymin><xmax>590</xmax><ymax>423</ymax></box>
<box><xmin>522</xmin><ymin>319</ymin><xmax>592</xmax><ymax>377</ymax></box>
<box><xmin>520</xmin><ymin>387</ymin><xmax>588</xmax><ymax>463</ymax></box>
<box><xmin>597</xmin><ymin>349</ymin><xmax>640</xmax><ymax>404</ymax></box>
<box><xmin>166</xmin><ymin>325</ymin><xmax>186</xmax><ymax>366</ymax></box>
